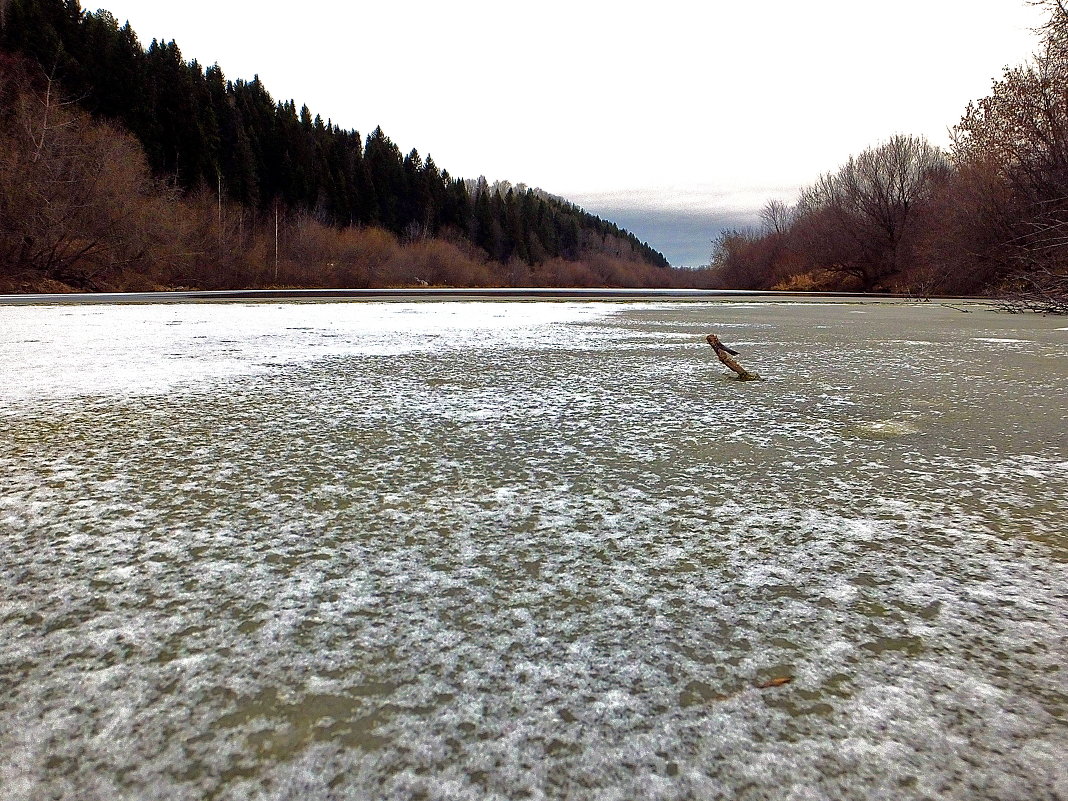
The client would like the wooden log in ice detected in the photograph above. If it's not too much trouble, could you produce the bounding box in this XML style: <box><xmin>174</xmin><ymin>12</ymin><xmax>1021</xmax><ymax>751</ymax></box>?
<box><xmin>706</xmin><ymin>334</ymin><xmax>760</xmax><ymax>380</ymax></box>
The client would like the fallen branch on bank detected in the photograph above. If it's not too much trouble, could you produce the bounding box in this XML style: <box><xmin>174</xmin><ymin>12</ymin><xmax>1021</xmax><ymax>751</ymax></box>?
<box><xmin>706</xmin><ymin>334</ymin><xmax>760</xmax><ymax>380</ymax></box>
<box><xmin>996</xmin><ymin>267</ymin><xmax>1068</xmax><ymax>315</ymax></box>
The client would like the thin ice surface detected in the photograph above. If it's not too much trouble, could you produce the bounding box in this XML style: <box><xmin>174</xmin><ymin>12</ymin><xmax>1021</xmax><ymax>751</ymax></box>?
<box><xmin>0</xmin><ymin>302</ymin><xmax>611</xmax><ymax>403</ymax></box>
<box><xmin>1</xmin><ymin>301</ymin><xmax>1066</xmax><ymax>801</ymax></box>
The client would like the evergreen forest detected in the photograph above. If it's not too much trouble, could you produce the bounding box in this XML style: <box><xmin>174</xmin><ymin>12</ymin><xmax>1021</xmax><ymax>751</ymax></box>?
<box><xmin>0</xmin><ymin>0</ymin><xmax>691</xmax><ymax>293</ymax></box>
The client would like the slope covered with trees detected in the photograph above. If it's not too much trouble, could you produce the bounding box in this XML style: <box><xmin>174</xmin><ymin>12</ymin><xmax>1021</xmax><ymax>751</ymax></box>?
<box><xmin>709</xmin><ymin>1</ymin><xmax>1068</xmax><ymax>312</ymax></box>
<box><xmin>0</xmin><ymin>0</ymin><xmax>681</xmax><ymax>292</ymax></box>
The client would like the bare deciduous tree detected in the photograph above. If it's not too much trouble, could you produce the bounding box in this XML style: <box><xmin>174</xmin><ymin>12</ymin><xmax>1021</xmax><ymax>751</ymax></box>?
<box><xmin>759</xmin><ymin>199</ymin><xmax>794</xmax><ymax>235</ymax></box>
<box><xmin>0</xmin><ymin>56</ymin><xmax>157</xmax><ymax>288</ymax></box>
<box><xmin>788</xmin><ymin>135</ymin><xmax>948</xmax><ymax>290</ymax></box>
<box><xmin>951</xmin><ymin>5</ymin><xmax>1068</xmax><ymax>310</ymax></box>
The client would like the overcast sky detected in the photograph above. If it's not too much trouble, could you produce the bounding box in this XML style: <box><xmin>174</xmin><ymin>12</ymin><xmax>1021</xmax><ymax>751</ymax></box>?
<box><xmin>97</xmin><ymin>0</ymin><xmax>1047</xmax><ymax>265</ymax></box>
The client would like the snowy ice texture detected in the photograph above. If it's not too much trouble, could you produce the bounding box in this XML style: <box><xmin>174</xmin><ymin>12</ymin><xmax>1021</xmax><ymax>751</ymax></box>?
<box><xmin>1</xmin><ymin>300</ymin><xmax>1066</xmax><ymax>800</ymax></box>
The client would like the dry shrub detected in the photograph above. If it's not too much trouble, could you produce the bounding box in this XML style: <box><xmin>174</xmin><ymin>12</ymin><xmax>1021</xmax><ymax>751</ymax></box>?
<box><xmin>531</xmin><ymin>258</ymin><xmax>596</xmax><ymax>287</ymax></box>
<box><xmin>395</xmin><ymin>239</ymin><xmax>493</xmax><ymax>287</ymax></box>
<box><xmin>282</xmin><ymin>213</ymin><xmax>339</xmax><ymax>286</ymax></box>
<box><xmin>771</xmin><ymin>269</ymin><xmax>838</xmax><ymax>292</ymax></box>
<box><xmin>332</xmin><ymin>227</ymin><xmax>400</xmax><ymax>287</ymax></box>
<box><xmin>591</xmin><ymin>253</ymin><xmax>678</xmax><ymax>288</ymax></box>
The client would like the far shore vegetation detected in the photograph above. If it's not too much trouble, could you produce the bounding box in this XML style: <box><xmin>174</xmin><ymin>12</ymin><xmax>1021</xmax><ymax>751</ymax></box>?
<box><xmin>709</xmin><ymin>1</ymin><xmax>1068</xmax><ymax>314</ymax></box>
<box><xmin>1</xmin><ymin>0</ymin><xmax>1066</xmax><ymax>312</ymax></box>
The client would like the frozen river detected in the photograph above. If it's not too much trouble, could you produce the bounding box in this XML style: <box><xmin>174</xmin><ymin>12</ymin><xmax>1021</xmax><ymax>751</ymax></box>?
<box><xmin>1</xmin><ymin>299</ymin><xmax>1066</xmax><ymax>800</ymax></box>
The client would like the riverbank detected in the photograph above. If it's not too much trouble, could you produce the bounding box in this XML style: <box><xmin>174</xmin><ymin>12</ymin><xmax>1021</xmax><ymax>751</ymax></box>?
<box><xmin>0</xmin><ymin>287</ymin><xmax>991</xmax><ymax>305</ymax></box>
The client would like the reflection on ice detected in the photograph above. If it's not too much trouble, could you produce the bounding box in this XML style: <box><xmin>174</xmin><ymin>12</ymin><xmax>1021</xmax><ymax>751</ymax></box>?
<box><xmin>0</xmin><ymin>300</ymin><xmax>1066</xmax><ymax>800</ymax></box>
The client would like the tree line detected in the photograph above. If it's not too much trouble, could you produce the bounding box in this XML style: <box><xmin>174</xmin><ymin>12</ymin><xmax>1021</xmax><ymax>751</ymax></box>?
<box><xmin>710</xmin><ymin>1</ymin><xmax>1068</xmax><ymax>312</ymax></box>
<box><xmin>0</xmin><ymin>0</ymin><xmax>686</xmax><ymax>293</ymax></box>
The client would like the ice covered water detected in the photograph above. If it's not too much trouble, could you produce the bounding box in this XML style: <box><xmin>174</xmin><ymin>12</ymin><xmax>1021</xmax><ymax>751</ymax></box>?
<box><xmin>0</xmin><ymin>300</ymin><xmax>1065</xmax><ymax>800</ymax></box>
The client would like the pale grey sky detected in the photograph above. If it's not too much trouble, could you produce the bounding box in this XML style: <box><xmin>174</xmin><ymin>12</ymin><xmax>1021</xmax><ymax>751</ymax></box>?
<box><xmin>97</xmin><ymin>0</ymin><xmax>1047</xmax><ymax>264</ymax></box>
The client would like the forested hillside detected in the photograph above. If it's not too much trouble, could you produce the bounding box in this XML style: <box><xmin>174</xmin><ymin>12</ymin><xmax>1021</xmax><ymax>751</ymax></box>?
<box><xmin>708</xmin><ymin>0</ymin><xmax>1068</xmax><ymax>312</ymax></box>
<box><xmin>0</xmin><ymin>0</ymin><xmax>685</xmax><ymax>292</ymax></box>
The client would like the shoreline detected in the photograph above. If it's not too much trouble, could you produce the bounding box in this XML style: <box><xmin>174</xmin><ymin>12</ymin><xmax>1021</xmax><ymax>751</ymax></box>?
<box><xmin>0</xmin><ymin>287</ymin><xmax>991</xmax><ymax>305</ymax></box>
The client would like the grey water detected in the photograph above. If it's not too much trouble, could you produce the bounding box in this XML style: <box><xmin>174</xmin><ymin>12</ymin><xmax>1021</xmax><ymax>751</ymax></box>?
<box><xmin>0</xmin><ymin>300</ymin><xmax>1065</xmax><ymax>800</ymax></box>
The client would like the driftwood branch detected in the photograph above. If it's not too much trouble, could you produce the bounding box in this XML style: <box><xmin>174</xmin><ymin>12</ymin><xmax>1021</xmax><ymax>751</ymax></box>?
<box><xmin>706</xmin><ymin>334</ymin><xmax>760</xmax><ymax>380</ymax></box>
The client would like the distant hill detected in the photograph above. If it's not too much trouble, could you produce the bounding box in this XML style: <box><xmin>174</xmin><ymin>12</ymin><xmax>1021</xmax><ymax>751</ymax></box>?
<box><xmin>0</xmin><ymin>0</ymin><xmax>704</xmax><ymax>292</ymax></box>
